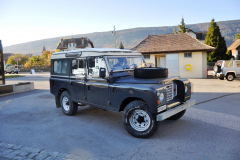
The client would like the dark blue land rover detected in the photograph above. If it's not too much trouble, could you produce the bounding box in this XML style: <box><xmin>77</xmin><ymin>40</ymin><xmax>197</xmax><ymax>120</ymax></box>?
<box><xmin>50</xmin><ymin>48</ymin><xmax>195</xmax><ymax>138</ymax></box>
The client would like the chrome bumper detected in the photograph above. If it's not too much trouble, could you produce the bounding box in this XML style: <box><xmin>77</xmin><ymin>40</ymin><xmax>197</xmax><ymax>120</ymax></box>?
<box><xmin>156</xmin><ymin>100</ymin><xmax>195</xmax><ymax>121</ymax></box>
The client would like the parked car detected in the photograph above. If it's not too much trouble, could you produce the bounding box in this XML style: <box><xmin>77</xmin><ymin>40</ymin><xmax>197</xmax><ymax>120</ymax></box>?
<box><xmin>50</xmin><ymin>48</ymin><xmax>195</xmax><ymax>138</ymax></box>
<box><xmin>212</xmin><ymin>60</ymin><xmax>240</xmax><ymax>81</ymax></box>
<box><xmin>5</xmin><ymin>65</ymin><xmax>20</xmax><ymax>74</ymax></box>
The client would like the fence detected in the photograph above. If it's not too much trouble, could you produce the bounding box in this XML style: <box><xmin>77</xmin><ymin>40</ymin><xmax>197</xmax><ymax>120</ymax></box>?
<box><xmin>19</xmin><ymin>66</ymin><xmax>51</xmax><ymax>72</ymax></box>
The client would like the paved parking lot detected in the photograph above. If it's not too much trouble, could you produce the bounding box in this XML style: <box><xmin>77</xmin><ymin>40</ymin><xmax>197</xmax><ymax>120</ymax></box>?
<box><xmin>0</xmin><ymin>73</ymin><xmax>240</xmax><ymax>160</ymax></box>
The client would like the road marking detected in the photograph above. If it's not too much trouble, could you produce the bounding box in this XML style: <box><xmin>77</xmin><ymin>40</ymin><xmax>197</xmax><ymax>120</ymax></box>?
<box><xmin>195</xmin><ymin>93</ymin><xmax>239</xmax><ymax>105</ymax></box>
<box><xmin>0</xmin><ymin>100</ymin><xmax>11</xmax><ymax>109</ymax></box>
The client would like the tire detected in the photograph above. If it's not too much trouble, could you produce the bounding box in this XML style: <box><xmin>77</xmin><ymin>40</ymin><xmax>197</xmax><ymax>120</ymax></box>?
<box><xmin>60</xmin><ymin>91</ymin><xmax>78</xmax><ymax>116</ymax></box>
<box><xmin>134</xmin><ymin>67</ymin><xmax>168</xmax><ymax>79</ymax></box>
<box><xmin>122</xmin><ymin>100</ymin><xmax>157</xmax><ymax>138</ymax></box>
<box><xmin>166</xmin><ymin>110</ymin><xmax>186</xmax><ymax>120</ymax></box>
<box><xmin>226</xmin><ymin>73</ymin><xmax>234</xmax><ymax>81</ymax></box>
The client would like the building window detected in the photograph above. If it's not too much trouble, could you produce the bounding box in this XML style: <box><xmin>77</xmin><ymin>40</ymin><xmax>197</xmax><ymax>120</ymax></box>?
<box><xmin>69</xmin><ymin>43</ymin><xmax>71</xmax><ymax>47</ymax></box>
<box><xmin>73</xmin><ymin>43</ymin><xmax>75</xmax><ymax>47</ymax></box>
<box><xmin>143</xmin><ymin>54</ymin><xmax>150</xmax><ymax>59</ymax></box>
<box><xmin>184</xmin><ymin>53</ymin><xmax>192</xmax><ymax>58</ymax></box>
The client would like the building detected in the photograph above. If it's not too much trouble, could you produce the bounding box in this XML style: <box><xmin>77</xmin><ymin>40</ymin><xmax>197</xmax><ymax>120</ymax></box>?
<box><xmin>131</xmin><ymin>33</ymin><xmax>215</xmax><ymax>78</ymax></box>
<box><xmin>187</xmin><ymin>30</ymin><xmax>208</xmax><ymax>43</ymax></box>
<box><xmin>227</xmin><ymin>39</ymin><xmax>240</xmax><ymax>59</ymax></box>
<box><xmin>57</xmin><ymin>37</ymin><xmax>94</xmax><ymax>52</ymax></box>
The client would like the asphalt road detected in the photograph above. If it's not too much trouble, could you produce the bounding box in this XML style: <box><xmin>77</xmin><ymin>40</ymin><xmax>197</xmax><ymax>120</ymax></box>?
<box><xmin>0</xmin><ymin>73</ymin><xmax>239</xmax><ymax>160</ymax></box>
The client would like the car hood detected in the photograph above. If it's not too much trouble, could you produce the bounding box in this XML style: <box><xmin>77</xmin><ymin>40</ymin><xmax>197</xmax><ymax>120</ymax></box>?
<box><xmin>114</xmin><ymin>76</ymin><xmax>179</xmax><ymax>84</ymax></box>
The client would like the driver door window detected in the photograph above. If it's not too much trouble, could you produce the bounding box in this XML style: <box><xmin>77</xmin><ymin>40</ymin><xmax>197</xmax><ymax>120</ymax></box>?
<box><xmin>71</xmin><ymin>59</ymin><xmax>85</xmax><ymax>77</ymax></box>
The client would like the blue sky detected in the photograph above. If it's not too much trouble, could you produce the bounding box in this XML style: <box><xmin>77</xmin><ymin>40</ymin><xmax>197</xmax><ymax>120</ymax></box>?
<box><xmin>0</xmin><ymin>0</ymin><xmax>239</xmax><ymax>47</ymax></box>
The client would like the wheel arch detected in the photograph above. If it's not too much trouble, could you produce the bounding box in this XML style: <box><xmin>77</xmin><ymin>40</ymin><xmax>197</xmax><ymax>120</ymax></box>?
<box><xmin>119</xmin><ymin>97</ymin><xmax>146</xmax><ymax>112</ymax></box>
<box><xmin>226</xmin><ymin>71</ymin><xmax>236</xmax><ymax>77</ymax></box>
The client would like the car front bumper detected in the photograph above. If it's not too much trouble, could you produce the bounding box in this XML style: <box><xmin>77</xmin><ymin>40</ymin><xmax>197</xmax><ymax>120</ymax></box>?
<box><xmin>216</xmin><ymin>73</ymin><xmax>224</xmax><ymax>79</ymax></box>
<box><xmin>156</xmin><ymin>100</ymin><xmax>195</xmax><ymax>121</ymax></box>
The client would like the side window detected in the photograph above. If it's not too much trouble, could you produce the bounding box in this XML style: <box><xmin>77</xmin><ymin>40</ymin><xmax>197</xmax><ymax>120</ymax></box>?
<box><xmin>224</xmin><ymin>61</ymin><xmax>233</xmax><ymax>67</ymax></box>
<box><xmin>53</xmin><ymin>60</ymin><xmax>68</xmax><ymax>74</ymax></box>
<box><xmin>71</xmin><ymin>59</ymin><xmax>85</xmax><ymax>77</ymax></box>
<box><xmin>88</xmin><ymin>57</ymin><xmax>107</xmax><ymax>78</ymax></box>
<box><xmin>236</xmin><ymin>61</ymin><xmax>240</xmax><ymax>67</ymax></box>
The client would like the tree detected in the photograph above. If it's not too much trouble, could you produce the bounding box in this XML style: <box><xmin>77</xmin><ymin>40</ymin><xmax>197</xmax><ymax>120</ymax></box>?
<box><xmin>24</xmin><ymin>55</ymin><xmax>42</xmax><ymax>67</ymax></box>
<box><xmin>204</xmin><ymin>19</ymin><xmax>228</xmax><ymax>62</ymax></box>
<box><xmin>174</xmin><ymin>17</ymin><xmax>190</xmax><ymax>33</ymax></box>
<box><xmin>119</xmin><ymin>42</ymin><xmax>124</xmax><ymax>49</ymax></box>
<box><xmin>40</xmin><ymin>50</ymin><xmax>53</xmax><ymax>66</ymax></box>
<box><xmin>235</xmin><ymin>33</ymin><xmax>240</xmax><ymax>41</ymax></box>
<box><xmin>7</xmin><ymin>54</ymin><xmax>29</xmax><ymax>66</ymax></box>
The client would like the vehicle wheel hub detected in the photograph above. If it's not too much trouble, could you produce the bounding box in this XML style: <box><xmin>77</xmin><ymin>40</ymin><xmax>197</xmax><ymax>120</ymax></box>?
<box><xmin>62</xmin><ymin>97</ymin><xmax>70</xmax><ymax>111</ymax></box>
<box><xmin>130</xmin><ymin>110</ymin><xmax>151</xmax><ymax>131</ymax></box>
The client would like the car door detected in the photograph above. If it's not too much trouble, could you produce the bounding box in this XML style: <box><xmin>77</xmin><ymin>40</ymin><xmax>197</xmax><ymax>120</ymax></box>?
<box><xmin>69</xmin><ymin>58</ymin><xmax>86</xmax><ymax>102</ymax></box>
<box><xmin>235</xmin><ymin>61</ymin><xmax>240</xmax><ymax>77</ymax></box>
<box><xmin>85</xmin><ymin>57</ymin><xmax>109</xmax><ymax>108</ymax></box>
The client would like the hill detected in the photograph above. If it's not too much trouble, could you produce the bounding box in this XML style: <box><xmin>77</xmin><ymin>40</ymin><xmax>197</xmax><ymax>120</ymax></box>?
<box><xmin>3</xmin><ymin>19</ymin><xmax>240</xmax><ymax>55</ymax></box>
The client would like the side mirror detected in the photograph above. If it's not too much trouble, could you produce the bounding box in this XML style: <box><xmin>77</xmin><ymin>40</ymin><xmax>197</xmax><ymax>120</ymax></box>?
<box><xmin>99</xmin><ymin>68</ymin><xmax>106</xmax><ymax>78</ymax></box>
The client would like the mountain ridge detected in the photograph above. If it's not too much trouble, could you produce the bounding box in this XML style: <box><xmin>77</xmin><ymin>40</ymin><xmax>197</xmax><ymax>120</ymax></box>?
<box><xmin>3</xmin><ymin>19</ymin><xmax>240</xmax><ymax>55</ymax></box>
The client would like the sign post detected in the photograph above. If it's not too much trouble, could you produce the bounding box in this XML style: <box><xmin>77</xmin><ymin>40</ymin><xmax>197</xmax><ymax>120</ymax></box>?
<box><xmin>14</xmin><ymin>58</ymin><xmax>21</xmax><ymax>70</ymax></box>
<box><xmin>0</xmin><ymin>40</ymin><xmax>5</xmax><ymax>84</ymax></box>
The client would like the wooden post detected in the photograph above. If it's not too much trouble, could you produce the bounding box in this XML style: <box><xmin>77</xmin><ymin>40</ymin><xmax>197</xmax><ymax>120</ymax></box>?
<box><xmin>0</xmin><ymin>40</ymin><xmax>5</xmax><ymax>84</ymax></box>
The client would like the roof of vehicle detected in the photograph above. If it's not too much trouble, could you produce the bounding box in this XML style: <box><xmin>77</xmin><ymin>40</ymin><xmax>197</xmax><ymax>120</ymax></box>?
<box><xmin>51</xmin><ymin>48</ymin><xmax>142</xmax><ymax>59</ymax></box>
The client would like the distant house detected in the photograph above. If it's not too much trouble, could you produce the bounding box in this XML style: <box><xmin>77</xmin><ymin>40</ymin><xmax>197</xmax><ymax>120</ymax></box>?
<box><xmin>3</xmin><ymin>53</ymin><xmax>14</xmax><ymax>68</ymax></box>
<box><xmin>42</xmin><ymin>46</ymin><xmax>46</xmax><ymax>53</ymax></box>
<box><xmin>57</xmin><ymin>37</ymin><xmax>94</xmax><ymax>52</ymax></box>
<box><xmin>131</xmin><ymin>33</ymin><xmax>215</xmax><ymax>78</ymax></box>
<box><xmin>227</xmin><ymin>39</ymin><xmax>240</xmax><ymax>59</ymax></box>
<box><xmin>187</xmin><ymin>30</ymin><xmax>208</xmax><ymax>43</ymax></box>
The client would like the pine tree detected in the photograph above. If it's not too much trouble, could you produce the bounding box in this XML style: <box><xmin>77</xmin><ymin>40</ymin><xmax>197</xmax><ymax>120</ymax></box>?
<box><xmin>204</xmin><ymin>19</ymin><xmax>227</xmax><ymax>62</ymax></box>
<box><xmin>174</xmin><ymin>17</ymin><xmax>190</xmax><ymax>33</ymax></box>
<box><xmin>119</xmin><ymin>42</ymin><xmax>124</xmax><ymax>49</ymax></box>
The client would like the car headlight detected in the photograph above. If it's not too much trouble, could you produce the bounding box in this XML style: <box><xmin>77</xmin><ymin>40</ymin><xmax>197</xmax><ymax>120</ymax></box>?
<box><xmin>185</xmin><ymin>85</ymin><xmax>188</xmax><ymax>93</ymax></box>
<box><xmin>159</xmin><ymin>93</ymin><xmax>164</xmax><ymax>102</ymax></box>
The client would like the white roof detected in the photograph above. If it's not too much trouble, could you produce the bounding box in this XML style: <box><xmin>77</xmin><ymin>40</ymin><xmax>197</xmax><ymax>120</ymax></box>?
<box><xmin>51</xmin><ymin>48</ymin><xmax>142</xmax><ymax>59</ymax></box>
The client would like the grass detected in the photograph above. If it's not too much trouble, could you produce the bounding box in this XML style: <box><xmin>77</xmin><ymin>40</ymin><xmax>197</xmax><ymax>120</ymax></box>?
<box><xmin>5</xmin><ymin>75</ymin><xmax>24</xmax><ymax>79</ymax></box>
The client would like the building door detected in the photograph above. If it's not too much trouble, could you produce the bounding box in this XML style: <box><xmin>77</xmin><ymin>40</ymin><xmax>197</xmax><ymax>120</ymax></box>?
<box><xmin>160</xmin><ymin>57</ymin><xmax>166</xmax><ymax>67</ymax></box>
<box><xmin>166</xmin><ymin>54</ymin><xmax>179</xmax><ymax>77</ymax></box>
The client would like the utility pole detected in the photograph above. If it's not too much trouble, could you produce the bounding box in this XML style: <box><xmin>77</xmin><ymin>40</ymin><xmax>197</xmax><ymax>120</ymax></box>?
<box><xmin>112</xmin><ymin>26</ymin><xmax>116</xmax><ymax>48</ymax></box>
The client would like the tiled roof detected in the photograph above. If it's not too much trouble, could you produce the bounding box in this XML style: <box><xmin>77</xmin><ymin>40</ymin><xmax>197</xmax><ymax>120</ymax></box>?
<box><xmin>131</xmin><ymin>33</ymin><xmax>215</xmax><ymax>53</ymax></box>
<box><xmin>227</xmin><ymin>39</ymin><xmax>240</xmax><ymax>50</ymax></box>
<box><xmin>57</xmin><ymin>37</ymin><xmax>94</xmax><ymax>49</ymax></box>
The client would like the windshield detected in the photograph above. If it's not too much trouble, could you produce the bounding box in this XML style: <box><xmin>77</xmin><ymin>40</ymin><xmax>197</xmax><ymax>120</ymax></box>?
<box><xmin>106</xmin><ymin>56</ymin><xmax>146</xmax><ymax>71</ymax></box>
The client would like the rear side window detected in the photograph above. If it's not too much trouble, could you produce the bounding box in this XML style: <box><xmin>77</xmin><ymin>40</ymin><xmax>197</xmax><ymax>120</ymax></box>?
<box><xmin>53</xmin><ymin>60</ymin><xmax>67</xmax><ymax>74</ymax></box>
<box><xmin>224</xmin><ymin>61</ymin><xmax>233</xmax><ymax>67</ymax></box>
<box><xmin>236</xmin><ymin>61</ymin><xmax>240</xmax><ymax>67</ymax></box>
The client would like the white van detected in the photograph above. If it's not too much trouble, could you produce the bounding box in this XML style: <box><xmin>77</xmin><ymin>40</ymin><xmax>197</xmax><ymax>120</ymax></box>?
<box><xmin>213</xmin><ymin>60</ymin><xmax>240</xmax><ymax>81</ymax></box>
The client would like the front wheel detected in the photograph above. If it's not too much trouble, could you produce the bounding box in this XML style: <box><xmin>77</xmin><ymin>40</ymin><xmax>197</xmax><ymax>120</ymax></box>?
<box><xmin>60</xmin><ymin>91</ymin><xmax>78</xmax><ymax>116</ymax></box>
<box><xmin>122</xmin><ymin>100</ymin><xmax>157</xmax><ymax>138</ymax></box>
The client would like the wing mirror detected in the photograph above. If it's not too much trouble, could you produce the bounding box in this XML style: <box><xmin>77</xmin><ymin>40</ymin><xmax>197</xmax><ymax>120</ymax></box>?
<box><xmin>99</xmin><ymin>68</ymin><xmax>106</xmax><ymax>78</ymax></box>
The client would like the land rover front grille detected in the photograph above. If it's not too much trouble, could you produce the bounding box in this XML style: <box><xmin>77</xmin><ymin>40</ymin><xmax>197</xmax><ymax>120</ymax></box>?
<box><xmin>165</xmin><ymin>82</ymin><xmax>173</xmax><ymax>102</ymax></box>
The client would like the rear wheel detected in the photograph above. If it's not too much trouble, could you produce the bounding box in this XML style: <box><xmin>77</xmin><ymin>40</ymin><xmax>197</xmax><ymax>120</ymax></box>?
<box><xmin>122</xmin><ymin>100</ymin><xmax>157</xmax><ymax>138</ymax></box>
<box><xmin>226</xmin><ymin>73</ymin><xmax>234</xmax><ymax>81</ymax></box>
<box><xmin>60</xmin><ymin>91</ymin><xmax>78</xmax><ymax>116</ymax></box>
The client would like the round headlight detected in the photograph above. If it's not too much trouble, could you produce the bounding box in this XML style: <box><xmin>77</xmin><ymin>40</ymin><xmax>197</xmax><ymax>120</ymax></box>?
<box><xmin>159</xmin><ymin>93</ymin><xmax>164</xmax><ymax>102</ymax></box>
<box><xmin>185</xmin><ymin>85</ymin><xmax>188</xmax><ymax>93</ymax></box>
